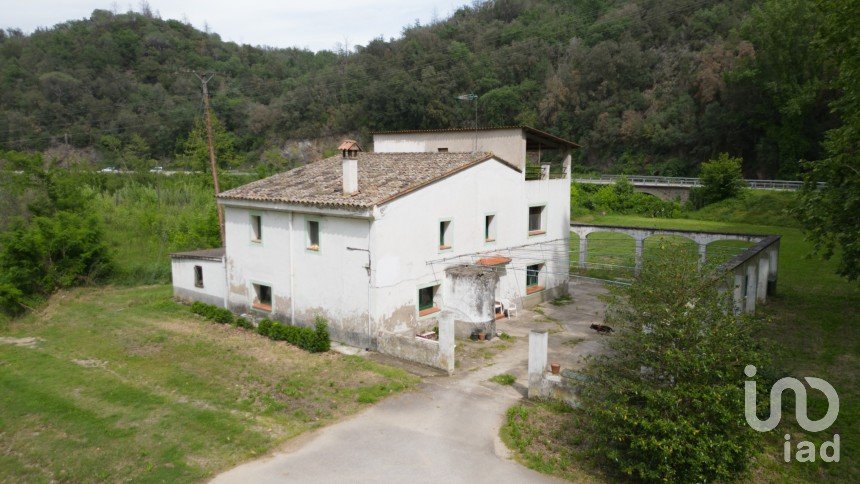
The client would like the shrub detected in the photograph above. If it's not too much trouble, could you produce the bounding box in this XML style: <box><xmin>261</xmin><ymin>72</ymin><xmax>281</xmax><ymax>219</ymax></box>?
<box><xmin>257</xmin><ymin>318</ymin><xmax>273</xmax><ymax>337</ymax></box>
<box><xmin>261</xmin><ymin>316</ymin><xmax>330</xmax><ymax>352</ymax></box>
<box><xmin>696</xmin><ymin>153</ymin><xmax>745</xmax><ymax>208</ymax></box>
<box><xmin>572</xmin><ymin>179</ymin><xmax>680</xmax><ymax>218</ymax></box>
<box><xmin>234</xmin><ymin>317</ymin><xmax>253</xmax><ymax>329</ymax></box>
<box><xmin>189</xmin><ymin>301</ymin><xmax>233</xmax><ymax>324</ymax></box>
<box><xmin>210</xmin><ymin>307</ymin><xmax>234</xmax><ymax>325</ymax></box>
<box><xmin>580</xmin><ymin>246</ymin><xmax>766</xmax><ymax>482</ymax></box>
<box><xmin>190</xmin><ymin>301</ymin><xmax>207</xmax><ymax>316</ymax></box>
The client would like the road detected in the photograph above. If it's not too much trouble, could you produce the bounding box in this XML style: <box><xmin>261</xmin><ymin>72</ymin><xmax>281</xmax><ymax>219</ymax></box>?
<box><xmin>211</xmin><ymin>338</ymin><xmax>556</xmax><ymax>483</ymax></box>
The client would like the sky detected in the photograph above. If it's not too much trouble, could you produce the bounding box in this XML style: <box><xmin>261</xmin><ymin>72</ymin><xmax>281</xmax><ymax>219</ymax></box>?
<box><xmin>3</xmin><ymin>0</ymin><xmax>474</xmax><ymax>51</ymax></box>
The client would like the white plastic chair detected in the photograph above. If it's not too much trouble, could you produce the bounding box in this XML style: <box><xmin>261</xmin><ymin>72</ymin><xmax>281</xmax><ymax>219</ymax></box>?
<box><xmin>500</xmin><ymin>298</ymin><xmax>517</xmax><ymax>319</ymax></box>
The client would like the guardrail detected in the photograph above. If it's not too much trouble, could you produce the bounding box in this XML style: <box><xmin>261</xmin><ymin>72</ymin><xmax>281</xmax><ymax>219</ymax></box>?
<box><xmin>572</xmin><ymin>175</ymin><xmax>820</xmax><ymax>190</ymax></box>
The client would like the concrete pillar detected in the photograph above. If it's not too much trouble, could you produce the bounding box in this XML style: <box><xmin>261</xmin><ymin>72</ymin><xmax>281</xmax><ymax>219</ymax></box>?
<box><xmin>745</xmin><ymin>264</ymin><xmax>757</xmax><ymax>313</ymax></box>
<box><xmin>698</xmin><ymin>243</ymin><xmax>707</xmax><ymax>268</ymax></box>
<box><xmin>437</xmin><ymin>311</ymin><xmax>455</xmax><ymax>375</ymax></box>
<box><xmin>540</xmin><ymin>164</ymin><xmax>550</xmax><ymax>180</ymax></box>
<box><xmin>634</xmin><ymin>237</ymin><xmax>644</xmax><ymax>275</ymax></box>
<box><xmin>767</xmin><ymin>246</ymin><xmax>779</xmax><ymax>295</ymax></box>
<box><xmin>528</xmin><ymin>330</ymin><xmax>548</xmax><ymax>398</ymax></box>
<box><xmin>732</xmin><ymin>271</ymin><xmax>744</xmax><ymax>315</ymax></box>
<box><xmin>757</xmin><ymin>257</ymin><xmax>769</xmax><ymax>303</ymax></box>
<box><xmin>578</xmin><ymin>235</ymin><xmax>588</xmax><ymax>269</ymax></box>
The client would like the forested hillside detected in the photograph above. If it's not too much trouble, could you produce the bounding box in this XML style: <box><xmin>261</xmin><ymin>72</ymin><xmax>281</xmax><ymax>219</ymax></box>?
<box><xmin>0</xmin><ymin>0</ymin><xmax>851</xmax><ymax>177</ymax></box>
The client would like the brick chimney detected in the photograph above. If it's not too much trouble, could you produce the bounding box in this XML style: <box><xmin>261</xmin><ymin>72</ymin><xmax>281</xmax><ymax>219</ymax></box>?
<box><xmin>337</xmin><ymin>139</ymin><xmax>361</xmax><ymax>194</ymax></box>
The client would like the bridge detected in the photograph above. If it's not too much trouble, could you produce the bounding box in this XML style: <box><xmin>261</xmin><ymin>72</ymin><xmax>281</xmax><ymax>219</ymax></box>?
<box><xmin>573</xmin><ymin>175</ymin><xmax>811</xmax><ymax>201</ymax></box>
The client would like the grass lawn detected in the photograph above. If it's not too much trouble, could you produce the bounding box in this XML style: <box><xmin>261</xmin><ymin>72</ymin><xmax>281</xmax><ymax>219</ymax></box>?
<box><xmin>0</xmin><ymin>285</ymin><xmax>417</xmax><ymax>482</ymax></box>
<box><xmin>505</xmin><ymin>213</ymin><xmax>859</xmax><ymax>482</ymax></box>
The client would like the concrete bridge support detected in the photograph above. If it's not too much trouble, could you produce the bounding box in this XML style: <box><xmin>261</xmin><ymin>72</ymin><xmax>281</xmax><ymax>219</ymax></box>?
<box><xmin>745</xmin><ymin>264</ymin><xmax>758</xmax><ymax>313</ymax></box>
<box><xmin>528</xmin><ymin>330</ymin><xmax>548</xmax><ymax>399</ymax></box>
<box><xmin>757</xmin><ymin>257</ymin><xmax>770</xmax><ymax>303</ymax></box>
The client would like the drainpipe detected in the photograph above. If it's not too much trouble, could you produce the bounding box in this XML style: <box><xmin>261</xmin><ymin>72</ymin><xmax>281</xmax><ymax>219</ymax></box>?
<box><xmin>289</xmin><ymin>211</ymin><xmax>296</xmax><ymax>324</ymax></box>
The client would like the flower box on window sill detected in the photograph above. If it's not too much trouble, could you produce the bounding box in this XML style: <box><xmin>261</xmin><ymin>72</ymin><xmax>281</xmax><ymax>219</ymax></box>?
<box><xmin>526</xmin><ymin>285</ymin><xmax>544</xmax><ymax>295</ymax></box>
<box><xmin>419</xmin><ymin>307</ymin><xmax>440</xmax><ymax>317</ymax></box>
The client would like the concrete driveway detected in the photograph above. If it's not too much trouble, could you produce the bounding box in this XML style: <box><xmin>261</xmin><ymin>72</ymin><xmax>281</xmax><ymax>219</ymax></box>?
<box><xmin>212</xmin><ymin>281</ymin><xmax>608</xmax><ymax>484</ymax></box>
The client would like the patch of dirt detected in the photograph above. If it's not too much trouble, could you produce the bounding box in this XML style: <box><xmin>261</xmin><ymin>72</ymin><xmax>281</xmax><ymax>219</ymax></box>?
<box><xmin>0</xmin><ymin>336</ymin><xmax>42</xmax><ymax>348</ymax></box>
<box><xmin>72</xmin><ymin>358</ymin><xmax>108</xmax><ymax>368</ymax></box>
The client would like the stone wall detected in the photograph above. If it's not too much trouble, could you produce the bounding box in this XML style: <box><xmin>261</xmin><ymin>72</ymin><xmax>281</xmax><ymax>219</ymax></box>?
<box><xmin>376</xmin><ymin>310</ymin><xmax>455</xmax><ymax>374</ymax></box>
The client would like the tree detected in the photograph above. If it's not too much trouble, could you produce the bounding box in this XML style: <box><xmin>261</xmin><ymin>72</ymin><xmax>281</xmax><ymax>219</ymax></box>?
<box><xmin>580</xmin><ymin>249</ymin><xmax>766</xmax><ymax>482</ymax></box>
<box><xmin>695</xmin><ymin>153</ymin><xmax>745</xmax><ymax>207</ymax></box>
<box><xmin>178</xmin><ymin>115</ymin><xmax>238</xmax><ymax>172</ymax></box>
<box><xmin>0</xmin><ymin>152</ymin><xmax>113</xmax><ymax>315</ymax></box>
<box><xmin>795</xmin><ymin>0</ymin><xmax>860</xmax><ymax>280</ymax></box>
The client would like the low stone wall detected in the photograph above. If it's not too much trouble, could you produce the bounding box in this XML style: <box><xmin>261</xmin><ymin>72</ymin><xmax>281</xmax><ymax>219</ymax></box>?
<box><xmin>376</xmin><ymin>310</ymin><xmax>455</xmax><ymax>374</ymax></box>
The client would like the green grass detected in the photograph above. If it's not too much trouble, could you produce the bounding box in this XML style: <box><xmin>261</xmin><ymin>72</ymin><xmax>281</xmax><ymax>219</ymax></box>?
<box><xmin>490</xmin><ymin>373</ymin><xmax>516</xmax><ymax>386</ymax></box>
<box><xmin>0</xmin><ymin>285</ymin><xmax>417</xmax><ymax>481</ymax></box>
<box><xmin>507</xmin><ymin>212</ymin><xmax>858</xmax><ymax>482</ymax></box>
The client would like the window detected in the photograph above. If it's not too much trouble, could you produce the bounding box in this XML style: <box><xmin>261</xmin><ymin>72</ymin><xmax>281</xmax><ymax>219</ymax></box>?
<box><xmin>526</xmin><ymin>264</ymin><xmax>543</xmax><ymax>294</ymax></box>
<box><xmin>418</xmin><ymin>285</ymin><xmax>440</xmax><ymax>316</ymax></box>
<box><xmin>252</xmin><ymin>283</ymin><xmax>272</xmax><ymax>311</ymax></box>
<box><xmin>251</xmin><ymin>215</ymin><xmax>262</xmax><ymax>242</ymax></box>
<box><xmin>528</xmin><ymin>206</ymin><xmax>545</xmax><ymax>235</ymax></box>
<box><xmin>484</xmin><ymin>214</ymin><xmax>496</xmax><ymax>242</ymax></box>
<box><xmin>194</xmin><ymin>265</ymin><xmax>203</xmax><ymax>288</ymax></box>
<box><xmin>437</xmin><ymin>147</ymin><xmax>448</xmax><ymax>152</ymax></box>
<box><xmin>439</xmin><ymin>220</ymin><xmax>451</xmax><ymax>250</ymax></box>
<box><xmin>307</xmin><ymin>220</ymin><xmax>320</xmax><ymax>251</ymax></box>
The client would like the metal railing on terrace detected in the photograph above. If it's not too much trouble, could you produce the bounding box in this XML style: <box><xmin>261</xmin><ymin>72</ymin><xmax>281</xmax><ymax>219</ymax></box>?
<box><xmin>572</xmin><ymin>175</ymin><xmax>819</xmax><ymax>190</ymax></box>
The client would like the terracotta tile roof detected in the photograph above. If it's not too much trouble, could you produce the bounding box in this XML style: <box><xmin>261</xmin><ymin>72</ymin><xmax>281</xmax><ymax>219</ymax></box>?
<box><xmin>476</xmin><ymin>255</ymin><xmax>512</xmax><ymax>266</ymax></box>
<box><xmin>337</xmin><ymin>139</ymin><xmax>362</xmax><ymax>151</ymax></box>
<box><xmin>169</xmin><ymin>247</ymin><xmax>225</xmax><ymax>261</ymax></box>
<box><xmin>218</xmin><ymin>152</ymin><xmax>515</xmax><ymax>209</ymax></box>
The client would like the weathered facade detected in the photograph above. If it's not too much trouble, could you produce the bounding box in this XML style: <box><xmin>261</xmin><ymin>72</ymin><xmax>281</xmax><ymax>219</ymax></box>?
<box><xmin>170</xmin><ymin>126</ymin><xmax>577</xmax><ymax>354</ymax></box>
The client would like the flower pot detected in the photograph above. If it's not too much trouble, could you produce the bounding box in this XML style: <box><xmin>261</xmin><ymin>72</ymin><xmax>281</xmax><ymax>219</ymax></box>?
<box><xmin>550</xmin><ymin>363</ymin><xmax>561</xmax><ymax>375</ymax></box>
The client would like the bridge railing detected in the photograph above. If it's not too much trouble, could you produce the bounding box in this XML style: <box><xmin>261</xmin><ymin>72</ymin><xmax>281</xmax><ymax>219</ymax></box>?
<box><xmin>572</xmin><ymin>175</ymin><xmax>819</xmax><ymax>190</ymax></box>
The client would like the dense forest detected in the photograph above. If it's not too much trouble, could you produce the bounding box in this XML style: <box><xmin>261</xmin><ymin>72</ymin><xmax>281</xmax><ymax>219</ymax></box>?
<box><xmin>0</xmin><ymin>0</ymin><xmax>853</xmax><ymax>178</ymax></box>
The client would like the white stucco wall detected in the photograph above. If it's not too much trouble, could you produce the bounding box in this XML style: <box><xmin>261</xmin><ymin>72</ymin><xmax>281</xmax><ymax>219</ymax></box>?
<box><xmin>368</xmin><ymin>157</ymin><xmax>570</xmax><ymax>336</ymax></box>
<box><xmin>221</xmin><ymin>204</ymin><xmax>374</xmax><ymax>347</ymax></box>
<box><xmin>171</xmin><ymin>257</ymin><xmax>226</xmax><ymax>307</ymax></box>
<box><xmin>373</xmin><ymin>129</ymin><xmax>527</xmax><ymax>170</ymax></box>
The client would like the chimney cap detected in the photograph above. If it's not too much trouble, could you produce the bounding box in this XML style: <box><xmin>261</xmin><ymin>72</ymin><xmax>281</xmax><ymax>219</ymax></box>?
<box><xmin>338</xmin><ymin>139</ymin><xmax>362</xmax><ymax>152</ymax></box>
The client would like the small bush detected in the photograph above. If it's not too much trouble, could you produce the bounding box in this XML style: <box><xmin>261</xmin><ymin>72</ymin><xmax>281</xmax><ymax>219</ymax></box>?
<box><xmin>234</xmin><ymin>317</ymin><xmax>253</xmax><ymax>329</ymax></box>
<box><xmin>257</xmin><ymin>318</ymin><xmax>273</xmax><ymax>337</ymax></box>
<box><xmin>261</xmin><ymin>316</ymin><xmax>330</xmax><ymax>353</ymax></box>
<box><xmin>190</xmin><ymin>301</ymin><xmax>207</xmax><ymax>316</ymax></box>
<box><xmin>189</xmin><ymin>301</ymin><xmax>233</xmax><ymax>324</ymax></box>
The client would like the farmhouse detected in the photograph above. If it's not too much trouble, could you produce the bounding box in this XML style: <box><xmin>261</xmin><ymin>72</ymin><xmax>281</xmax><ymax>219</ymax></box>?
<box><xmin>171</xmin><ymin>126</ymin><xmax>577</xmax><ymax>349</ymax></box>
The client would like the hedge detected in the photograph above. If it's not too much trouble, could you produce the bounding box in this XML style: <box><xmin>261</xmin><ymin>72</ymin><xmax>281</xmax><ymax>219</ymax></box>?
<box><xmin>257</xmin><ymin>316</ymin><xmax>330</xmax><ymax>353</ymax></box>
<box><xmin>190</xmin><ymin>301</ymin><xmax>234</xmax><ymax>325</ymax></box>
<box><xmin>190</xmin><ymin>301</ymin><xmax>330</xmax><ymax>353</ymax></box>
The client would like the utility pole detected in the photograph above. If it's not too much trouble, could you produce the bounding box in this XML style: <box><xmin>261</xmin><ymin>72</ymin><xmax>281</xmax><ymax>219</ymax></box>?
<box><xmin>194</xmin><ymin>71</ymin><xmax>225</xmax><ymax>244</ymax></box>
<box><xmin>456</xmin><ymin>93</ymin><xmax>479</xmax><ymax>152</ymax></box>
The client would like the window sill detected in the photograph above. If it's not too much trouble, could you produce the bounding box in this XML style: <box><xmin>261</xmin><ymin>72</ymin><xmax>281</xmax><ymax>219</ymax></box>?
<box><xmin>252</xmin><ymin>303</ymin><xmax>272</xmax><ymax>312</ymax></box>
<box><xmin>251</xmin><ymin>239</ymin><xmax>262</xmax><ymax>244</ymax></box>
<box><xmin>439</xmin><ymin>245</ymin><xmax>452</xmax><ymax>251</ymax></box>
<box><xmin>194</xmin><ymin>284</ymin><xmax>204</xmax><ymax>289</ymax></box>
<box><xmin>485</xmin><ymin>237</ymin><xmax>496</xmax><ymax>243</ymax></box>
<box><xmin>526</xmin><ymin>285</ymin><xmax>544</xmax><ymax>295</ymax></box>
<box><xmin>528</xmin><ymin>230</ymin><xmax>546</xmax><ymax>236</ymax></box>
<box><xmin>307</xmin><ymin>245</ymin><xmax>320</xmax><ymax>252</ymax></box>
<box><xmin>418</xmin><ymin>307</ymin><xmax>441</xmax><ymax>317</ymax></box>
